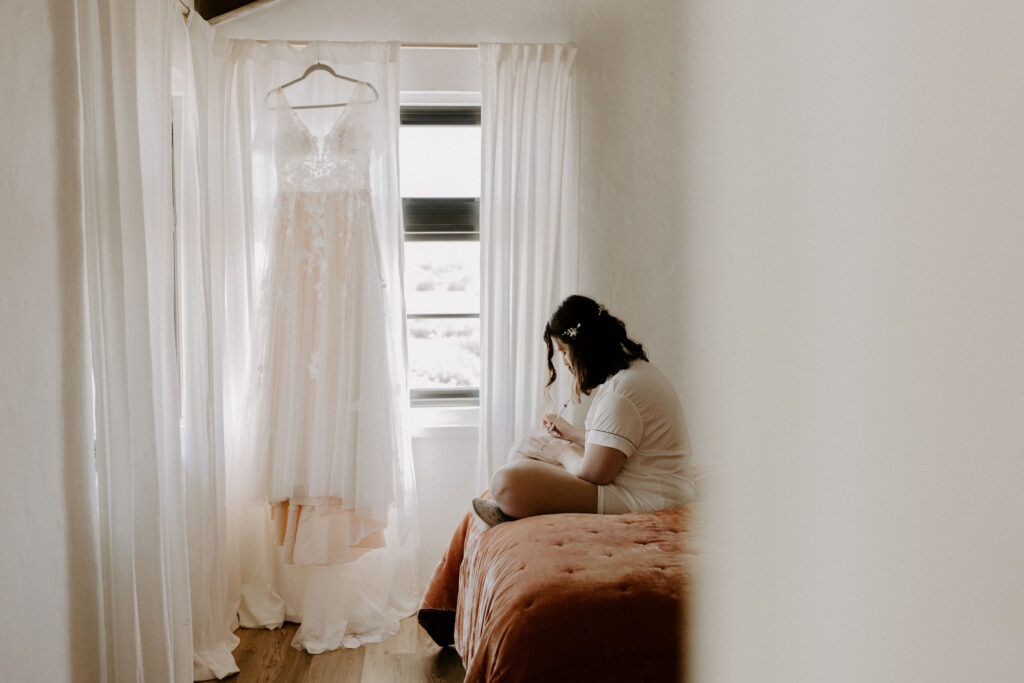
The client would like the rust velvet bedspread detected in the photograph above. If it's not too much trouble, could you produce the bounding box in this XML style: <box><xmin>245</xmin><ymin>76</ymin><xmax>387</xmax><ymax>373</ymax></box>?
<box><xmin>418</xmin><ymin>505</ymin><xmax>695</xmax><ymax>682</ymax></box>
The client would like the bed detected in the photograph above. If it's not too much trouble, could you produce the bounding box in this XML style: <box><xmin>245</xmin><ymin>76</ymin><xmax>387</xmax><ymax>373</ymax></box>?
<box><xmin>417</xmin><ymin>502</ymin><xmax>697</xmax><ymax>682</ymax></box>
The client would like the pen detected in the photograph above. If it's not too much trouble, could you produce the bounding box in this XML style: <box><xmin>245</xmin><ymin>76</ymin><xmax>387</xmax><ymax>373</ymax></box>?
<box><xmin>547</xmin><ymin>402</ymin><xmax>568</xmax><ymax>435</ymax></box>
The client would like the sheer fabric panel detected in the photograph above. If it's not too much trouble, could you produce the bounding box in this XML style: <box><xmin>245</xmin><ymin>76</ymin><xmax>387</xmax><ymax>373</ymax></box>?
<box><xmin>214</xmin><ymin>40</ymin><xmax>419</xmax><ymax>655</ymax></box>
<box><xmin>76</xmin><ymin>0</ymin><xmax>193</xmax><ymax>680</ymax></box>
<box><xmin>478</xmin><ymin>43</ymin><xmax>581</xmax><ymax>490</ymax></box>
<box><xmin>75</xmin><ymin>7</ymin><xmax>419</xmax><ymax>680</ymax></box>
<box><xmin>172</xmin><ymin>14</ymin><xmax>241</xmax><ymax>680</ymax></box>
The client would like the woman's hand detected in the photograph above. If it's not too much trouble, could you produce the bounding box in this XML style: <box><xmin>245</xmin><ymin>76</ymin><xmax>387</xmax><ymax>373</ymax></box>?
<box><xmin>542</xmin><ymin>414</ymin><xmax>584</xmax><ymax>445</ymax></box>
<box><xmin>524</xmin><ymin>435</ymin><xmax>581</xmax><ymax>468</ymax></box>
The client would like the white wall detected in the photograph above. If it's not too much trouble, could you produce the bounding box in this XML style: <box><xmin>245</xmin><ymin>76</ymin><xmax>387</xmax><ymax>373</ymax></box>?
<box><xmin>410</xmin><ymin>428</ymin><xmax>479</xmax><ymax>582</ymax></box>
<box><xmin>0</xmin><ymin>2</ymin><xmax>102</xmax><ymax>680</ymax></box>
<box><xmin>678</xmin><ymin>2</ymin><xmax>1024</xmax><ymax>680</ymax></box>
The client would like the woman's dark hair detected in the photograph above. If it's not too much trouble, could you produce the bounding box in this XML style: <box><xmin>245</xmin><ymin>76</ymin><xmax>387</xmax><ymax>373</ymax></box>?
<box><xmin>543</xmin><ymin>295</ymin><xmax>648</xmax><ymax>398</ymax></box>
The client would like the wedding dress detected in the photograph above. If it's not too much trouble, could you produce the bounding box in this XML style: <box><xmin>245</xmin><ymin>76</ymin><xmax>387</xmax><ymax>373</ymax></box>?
<box><xmin>249</xmin><ymin>82</ymin><xmax>397</xmax><ymax>565</ymax></box>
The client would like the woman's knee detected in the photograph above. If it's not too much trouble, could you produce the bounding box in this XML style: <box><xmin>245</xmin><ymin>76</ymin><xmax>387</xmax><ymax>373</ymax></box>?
<box><xmin>490</xmin><ymin>461</ymin><xmax>537</xmax><ymax>517</ymax></box>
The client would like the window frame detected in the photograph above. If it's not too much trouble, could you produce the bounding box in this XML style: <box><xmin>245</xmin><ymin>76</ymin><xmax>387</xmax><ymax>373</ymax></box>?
<box><xmin>401</xmin><ymin>105</ymin><xmax>482</xmax><ymax>407</ymax></box>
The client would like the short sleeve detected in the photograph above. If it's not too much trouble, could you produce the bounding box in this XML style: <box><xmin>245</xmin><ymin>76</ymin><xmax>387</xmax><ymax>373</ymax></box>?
<box><xmin>585</xmin><ymin>390</ymin><xmax>643</xmax><ymax>458</ymax></box>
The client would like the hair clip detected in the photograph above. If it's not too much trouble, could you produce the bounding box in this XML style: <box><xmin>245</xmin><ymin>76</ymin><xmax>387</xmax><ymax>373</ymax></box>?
<box><xmin>564</xmin><ymin>323</ymin><xmax>581</xmax><ymax>338</ymax></box>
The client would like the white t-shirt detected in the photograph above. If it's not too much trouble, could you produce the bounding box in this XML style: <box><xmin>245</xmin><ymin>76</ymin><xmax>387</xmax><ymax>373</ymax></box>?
<box><xmin>585</xmin><ymin>360</ymin><xmax>694</xmax><ymax>507</ymax></box>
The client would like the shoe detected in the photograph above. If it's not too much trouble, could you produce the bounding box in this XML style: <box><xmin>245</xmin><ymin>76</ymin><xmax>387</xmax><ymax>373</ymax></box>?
<box><xmin>472</xmin><ymin>498</ymin><xmax>514</xmax><ymax>528</ymax></box>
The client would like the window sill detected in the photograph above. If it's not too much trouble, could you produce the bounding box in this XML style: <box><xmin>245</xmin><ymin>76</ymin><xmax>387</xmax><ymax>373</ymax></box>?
<box><xmin>410</xmin><ymin>404</ymin><xmax>479</xmax><ymax>439</ymax></box>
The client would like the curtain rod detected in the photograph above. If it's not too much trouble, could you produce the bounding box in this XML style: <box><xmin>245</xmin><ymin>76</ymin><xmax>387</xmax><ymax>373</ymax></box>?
<box><xmin>249</xmin><ymin>40</ymin><xmax>477</xmax><ymax>49</ymax></box>
<box><xmin>402</xmin><ymin>42</ymin><xmax>478</xmax><ymax>49</ymax></box>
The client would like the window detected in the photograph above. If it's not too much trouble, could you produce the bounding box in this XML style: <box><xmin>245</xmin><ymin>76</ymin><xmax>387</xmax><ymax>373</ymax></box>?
<box><xmin>400</xmin><ymin>106</ymin><xmax>482</xmax><ymax>406</ymax></box>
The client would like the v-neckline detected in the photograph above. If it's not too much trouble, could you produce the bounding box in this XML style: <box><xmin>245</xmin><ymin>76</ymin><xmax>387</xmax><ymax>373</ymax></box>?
<box><xmin>276</xmin><ymin>81</ymin><xmax>368</xmax><ymax>141</ymax></box>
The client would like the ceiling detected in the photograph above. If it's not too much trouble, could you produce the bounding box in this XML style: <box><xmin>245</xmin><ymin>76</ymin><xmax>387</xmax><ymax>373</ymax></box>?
<box><xmin>195</xmin><ymin>0</ymin><xmax>265</xmax><ymax>22</ymax></box>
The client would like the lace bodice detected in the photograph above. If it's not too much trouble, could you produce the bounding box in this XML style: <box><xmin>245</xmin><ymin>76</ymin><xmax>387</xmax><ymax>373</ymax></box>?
<box><xmin>268</xmin><ymin>84</ymin><xmax>374</xmax><ymax>194</ymax></box>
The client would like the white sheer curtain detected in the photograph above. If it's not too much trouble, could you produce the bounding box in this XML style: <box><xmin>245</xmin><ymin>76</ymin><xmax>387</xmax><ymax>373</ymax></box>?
<box><xmin>478</xmin><ymin>43</ymin><xmax>581</xmax><ymax>489</ymax></box>
<box><xmin>172</xmin><ymin>14</ymin><xmax>240</xmax><ymax>680</ymax></box>
<box><xmin>210</xmin><ymin>39</ymin><xmax>419</xmax><ymax>655</ymax></box>
<box><xmin>75</xmin><ymin>4</ymin><xmax>415</xmax><ymax>678</ymax></box>
<box><xmin>76</xmin><ymin>0</ymin><xmax>192</xmax><ymax>680</ymax></box>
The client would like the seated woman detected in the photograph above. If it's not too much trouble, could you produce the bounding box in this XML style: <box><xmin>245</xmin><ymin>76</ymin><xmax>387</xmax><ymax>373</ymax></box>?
<box><xmin>473</xmin><ymin>295</ymin><xmax>696</xmax><ymax>527</ymax></box>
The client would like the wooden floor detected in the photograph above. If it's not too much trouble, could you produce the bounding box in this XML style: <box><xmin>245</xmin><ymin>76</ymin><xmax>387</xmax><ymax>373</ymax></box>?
<box><xmin>226</xmin><ymin>616</ymin><xmax>466</xmax><ymax>683</ymax></box>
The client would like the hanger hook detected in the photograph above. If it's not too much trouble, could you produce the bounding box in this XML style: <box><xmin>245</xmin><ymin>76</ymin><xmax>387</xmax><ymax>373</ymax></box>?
<box><xmin>315</xmin><ymin>41</ymin><xmax>321</xmax><ymax>65</ymax></box>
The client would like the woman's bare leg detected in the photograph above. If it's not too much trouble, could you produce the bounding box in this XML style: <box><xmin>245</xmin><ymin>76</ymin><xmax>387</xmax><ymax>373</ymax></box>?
<box><xmin>490</xmin><ymin>459</ymin><xmax>599</xmax><ymax>518</ymax></box>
